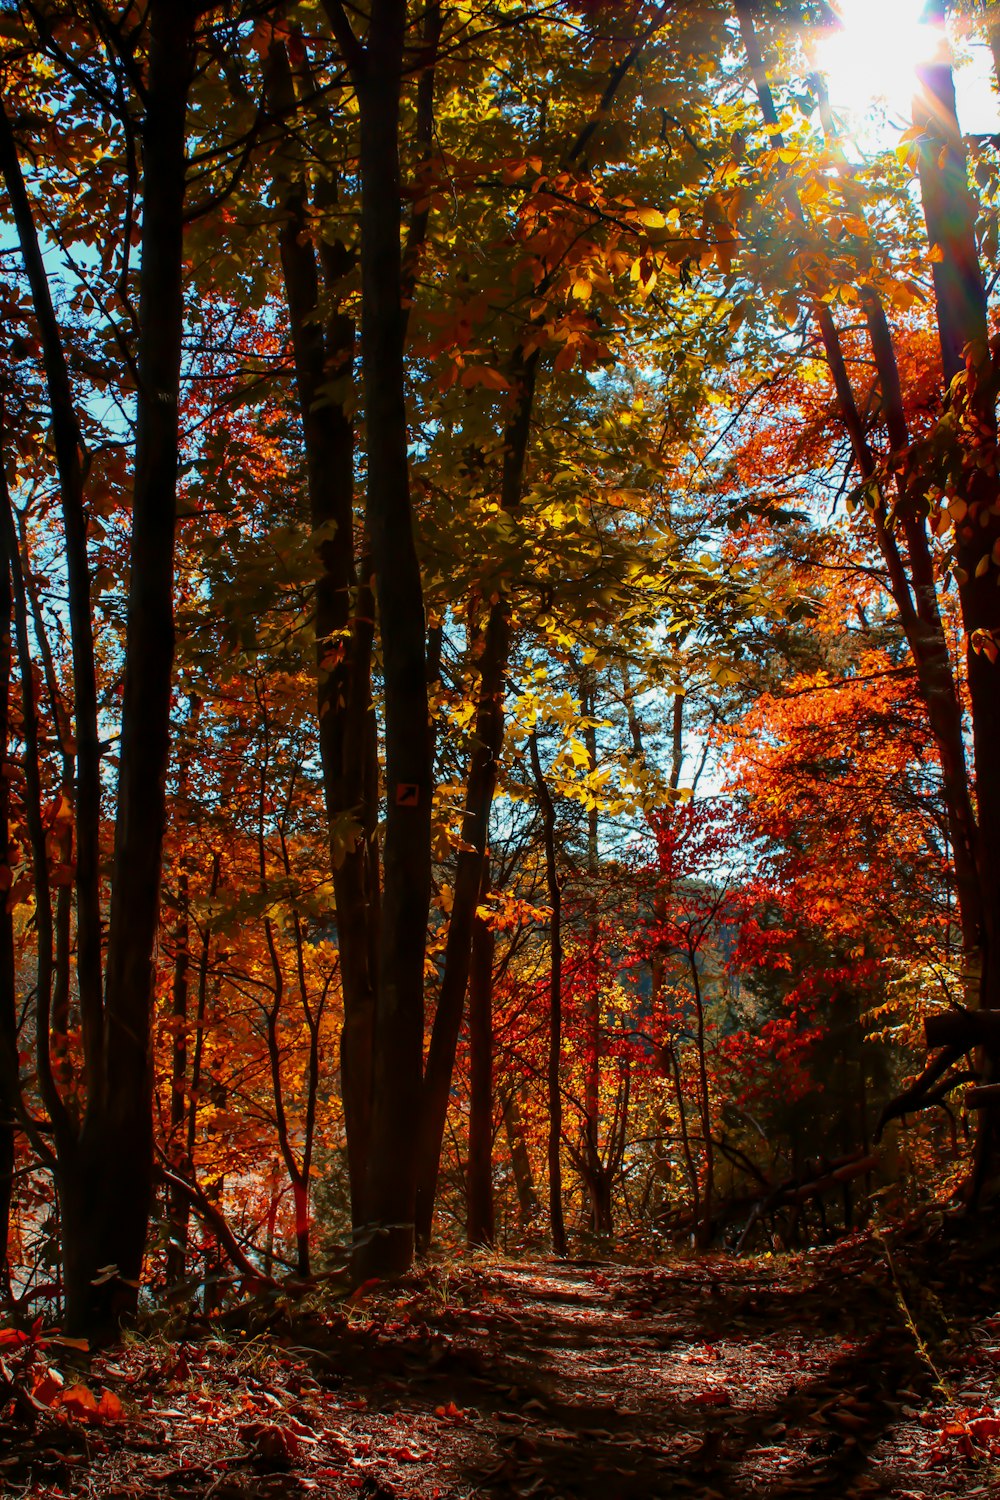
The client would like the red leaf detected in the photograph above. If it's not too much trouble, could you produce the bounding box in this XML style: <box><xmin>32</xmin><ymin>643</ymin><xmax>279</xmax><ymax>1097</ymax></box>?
<box><xmin>31</xmin><ymin>1370</ymin><xmax>64</xmax><ymax>1407</ymax></box>
<box><xmin>692</xmin><ymin>1389</ymin><xmax>731</xmax><ymax>1407</ymax></box>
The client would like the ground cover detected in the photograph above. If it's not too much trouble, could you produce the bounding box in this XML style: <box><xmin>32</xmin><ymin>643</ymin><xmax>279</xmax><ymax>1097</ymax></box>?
<box><xmin>2</xmin><ymin>1209</ymin><xmax>1000</xmax><ymax>1499</ymax></box>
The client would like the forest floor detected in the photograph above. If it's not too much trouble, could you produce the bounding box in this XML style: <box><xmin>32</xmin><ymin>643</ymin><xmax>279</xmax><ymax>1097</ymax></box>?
<box><xmin>3</xmin><ymin>1208</ymin><xmax>1000</xmax><ymax>1499</ymax></box>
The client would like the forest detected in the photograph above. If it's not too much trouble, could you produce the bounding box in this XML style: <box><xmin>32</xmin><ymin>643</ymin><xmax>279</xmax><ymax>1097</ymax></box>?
<box><xmin>1</xmin><ymin>0</ymin><xmax>1000</xmax><ymax>1495</ymax></box>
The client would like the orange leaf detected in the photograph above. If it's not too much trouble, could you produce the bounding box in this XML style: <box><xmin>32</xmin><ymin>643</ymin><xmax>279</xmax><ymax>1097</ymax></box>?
<box><xmin>58</xmin><ymin>1384</ymin><xmax>99</xmax><ymax>1418</ymax></box>
<box><xmin>459</xmin><ymin>365</ymin><xmax>511</xmax><ymax>392</ymax></box>
<box><xmin>97</xmin><ymin>1389</ymin><xmax>124</xmax><ymax>1421</ymax></box>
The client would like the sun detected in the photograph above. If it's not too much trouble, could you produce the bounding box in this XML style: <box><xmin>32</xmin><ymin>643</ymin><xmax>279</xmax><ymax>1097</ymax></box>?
<box><xmin>812</xmin><ymin>0</ymin><xmax>937</xmax><ymax>128</ymax></box>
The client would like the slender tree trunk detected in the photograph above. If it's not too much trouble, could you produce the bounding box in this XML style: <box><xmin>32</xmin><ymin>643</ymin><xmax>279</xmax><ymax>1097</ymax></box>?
<box><xmin>857</xmin><ymin>286</ymin><xmax>981</xmax><ymax>974</ymax></box>
<box><xmin>66</xmin><ymin>0</ymin><xmax>196</xmax><ymax>1339</ymax></box>
<box><xmin>530</xmin><ymin>733</ymin><xmax>566</xmax><ymax>1257</ymax></box>
<box><xmin>0</xmin><ymin>453</ymin><xmax>15</xmax><ymax>1302</ymax></box>
<box><xmin>580</xmin><ymin>668</ymin><xmax>602</xmax><ymax>1234</ymax></box>
<box><xmin>187</xmin><ymin>854</ymin><xmax>220</xmax><ymax>1174</ymax></box>
<box><xmin>0</xmin><ymin>98</ymin><xmax>103</xmax><ymax>1085</ymax></box>
<box><xmin>414</xmin><ymin>352</ymin><xmax>539</xmax><ymax>1249</ymax></box>
<box><xmin>502</xmin><ymin>1086</ymin><xmax>540</xmax><ymax>1229</ymax></box>
<box><xmin>166</xmin><ymin>698</ymin><xmax>199</xmax><ymax>1286</ymax></box>
<box><xmin>19</xmin><ymin>539</ymin><xmax>75</xmax><ymax>1088</ymax></box>
<box><xmin>689</xmin><ymin>953</ymin><xmax>715</xmax><ymax>1248</ymax></box>
<box><xmin>466</xmin><ymin>862</ymin><xmax>495</xmax><ymax>1248</ymax></box>
<box><xmin>167</xmin><ymin>857</ymin><xmax>190</xmax><ymax>1286</ymax></box>
<box><xmin>264</xmin><ymin>35</ymin><xmax>378</xmax><ymax>1232</ymax></box>
<box><xmin>667</xmin><ymin>1040</ymin><xmax>700</xmax><ymax>1236</ymax></box>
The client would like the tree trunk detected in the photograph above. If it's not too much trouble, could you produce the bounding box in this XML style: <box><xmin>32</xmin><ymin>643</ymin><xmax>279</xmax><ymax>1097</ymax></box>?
<box><xmin>914</xmin><ymin>17</ymin><xmax>1000</xmax><ymax>1023</ymax></box>
<box><xmin>502</xmin><ymin>1086</ymin><xmax>540</xmax><ymax>1229</ymax></box>
<box><xmin>414</xmin><ymin>352</ymin><xmax>539</xmax><ymax>1249</ymax></box>
<box><xmin>0</xmin><ymin>97</ymin><xmax>103</xmax><ymax>1083</ymax></box>
<box><xmin>580</xmin><ymin>667</ymin><xmax>602</xmax><ymax>1235</ymax></box>
<box><xmin>350</xmin><ymin>0</ymin><xmax>433</xmax><ymax>1280</ymax></box>
<box><xmin>264</xmin><ymin>35</ymin><xmax>378</xmax><ymax>1234</ymax></box>
<box><xmin>529</xmin><ymin>733</ymin><xmax>566</xmax><ymax>1258</ymax></box>
<box><xmin>165</xmin><ymin>699</ymin><xmax>199</xmax><ymax>1286</ymax></box>
<box><xmin>71</xmin><ymin>0</ymin><xmax>196</xmax><ymax>1339</ymax></box>
<box><xmin>0</xmin><ymin>474</ymin><xmax>15</xmax><ymax>1302</ymax></box>
<box><xmin>689</xmin><ymin>952</ymin><xmax>715</xmax><ymax>1248</ymax></box>
<box><xmin>166</xmin><ymin>856</ymin><xmax>190</xmax><ymax>1287</ymax></box>
<box><xmin>466</xmin><ymin>863</ymin><xmax>495</xmax><ymax>1248</ymax></box>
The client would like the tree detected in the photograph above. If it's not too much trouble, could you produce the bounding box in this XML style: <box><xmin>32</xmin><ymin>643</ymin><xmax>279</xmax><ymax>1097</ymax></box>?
<box><xmin>0</xmin><ymin>0</ymin><xmax>203</xmax><ymax>1337</ymax></box>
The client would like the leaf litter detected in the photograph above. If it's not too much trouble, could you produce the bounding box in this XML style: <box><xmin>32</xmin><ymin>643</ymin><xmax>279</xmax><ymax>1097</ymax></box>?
<box><xmin>1</xmin><ymin>1205</ymin><xmax>1000</xmax><ymax>1497</ymax></box>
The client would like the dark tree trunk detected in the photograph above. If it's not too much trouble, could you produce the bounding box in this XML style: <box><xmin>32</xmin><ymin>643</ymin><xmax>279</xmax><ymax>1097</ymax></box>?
<box><xmin>502</xmin><ymin>1086</ymin><xmax>540</xmax><ymax>1229</ymax></box>
<box><xmin>580</xmin><ymin>668</ymin><xmax>602</xmax><ymax>1235</ymax></box>
<box><xmin>857</xmin><ymin>286</ymin><xmax>981</xmax><ymax>972</ymax></box>
<box><xmin>69</xmin><ymin>0</ymin><xmax>196</xmax><ymax>1339</ymax></box>
<box><xmin>166</xmin><ymin>857</ymin><xmax>190</xmax><ymax>1286</ymax></box>
<box><xmin>0</xmin><ymin>98</ymin><xmax>103</xmax><ymax>1084</ymax></box>
<box><xmin>166</xmin><ymin>699</ymin><xmax>198</xmax><ymax>1287</ymax></box>
<box><xmin>914</xmin><ymin>21</ymin><xmax>1000</xmax><ymax>1023</ymax></box>
<box><xmin>0</xmin><ymin>449</ymin><xmax>16</xmax><ymax>1302</ymax></box>
<box><xmin>413</xmin><ymin>352</ymin><xmax>539</xmax><ymax>1249</ymax></box>
<box><xmin>342</xmin><ymin>0</ymin><xmax>433</xmax><ymax>1280</ymax></box>
<box><xmin>529</xmin><ymin>733</ymin><xmax>566</xmax><ymax>1258</ymax></box>
<box><xmin>466</xmin><ymin>864</ymin><xmax>495</xmax><ymax>1248</ymax></box>
<box><xmin>264</xmin><ymin>36</ymin><xmax>377</xmax><ymax>1233</ymax></box>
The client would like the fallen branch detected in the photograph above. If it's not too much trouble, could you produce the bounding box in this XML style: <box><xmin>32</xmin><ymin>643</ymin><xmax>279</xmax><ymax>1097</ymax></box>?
<box><xmin>789</xmin><ymin>1154</ymin><xmax>878</xmax><ymax>1204</ymax></box>
<box><xmin>154</xmin><ymin>1158</ymin><xmax>276</xmax><ymax>1289</ymax></box>
<box><xmin>874</xmin><ymin>1045</ymin><xmax>970</xmax><ymax>1142</ymax></box>
<box><xmin>736</xmin><ymin>1151</ymin><xmax>876</xmax><ymax>1254</ymax></box>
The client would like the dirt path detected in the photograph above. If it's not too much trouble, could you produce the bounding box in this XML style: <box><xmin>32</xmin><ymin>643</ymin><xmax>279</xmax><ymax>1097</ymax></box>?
<box><xmin>3</xmin><ymin>1228</ymin><xmax>998</xmax><ymax>1498</ymax></box>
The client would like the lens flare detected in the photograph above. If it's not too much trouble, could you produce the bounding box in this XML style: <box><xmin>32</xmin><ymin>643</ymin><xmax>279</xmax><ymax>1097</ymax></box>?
<box><xmin>813</xmin><ymin>0</ymin><xmax>937</xmax><ymax>124</ymax></box>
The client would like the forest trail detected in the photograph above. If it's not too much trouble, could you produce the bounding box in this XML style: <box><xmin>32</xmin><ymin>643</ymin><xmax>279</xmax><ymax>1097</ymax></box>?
<box><xmin>4</xmin><ymin>1218</ymin><xmax>999</xmax><ymax>1500</ymax></box>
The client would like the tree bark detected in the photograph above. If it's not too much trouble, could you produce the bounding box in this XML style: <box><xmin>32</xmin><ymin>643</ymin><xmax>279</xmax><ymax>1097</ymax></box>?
<box><xmin>0</xmin><ymin>431</ymin><xmax>16</xmax><ymax>1302</ymax></box>
<box><xmin>414</xmin><ymin>352</ymin><xmax>538</xmax><ymax>1249</ymax></box>
<box><xmin>914</xmin><ymin>15</ymin><xmax>1000</xmax><ymax>1021</ymax></box>
<box><xmin>529</xmin><ymin>733</ymin><xmax>566</xmax><ymax>1257</ymax></box>
<box><xmin>264</xmin><ymin>34</ymin><xmax>378</xmax><ymax>1233</ymax></box>
<box><xmin>580</xmin><ymin>666</ymin><xmax>602</xmax><ymax>1235</ymax></box>
<box><xmin>331</xmin><ymin>0</ymin><xmax>433</xmax><ymax>1280</ymax></box>
<box><xmin>466</xmin><ymin>862</ymin><xmax>495</xmax><ymax>1248</ymax></box>
<box><xmin>502</xmin><ymin>1086</ymin><xmax>540</xmax><ymax>1229</ymax></box>
<box><xmin>0</xmin><ymin>99</ymin><xmax>104</xmax><ymax>1082</ymax></box>
<box><xmin>65</xmin><ymin>0</ymin><xmax>197</xmax><ymax>1339</ymax></box>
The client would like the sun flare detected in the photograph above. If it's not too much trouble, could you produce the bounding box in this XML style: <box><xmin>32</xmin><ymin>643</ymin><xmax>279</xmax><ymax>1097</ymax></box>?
<box><xmin>813</xmin><ymin>0</ymin><xmax>936</xmax><ymax>126</ymax></box>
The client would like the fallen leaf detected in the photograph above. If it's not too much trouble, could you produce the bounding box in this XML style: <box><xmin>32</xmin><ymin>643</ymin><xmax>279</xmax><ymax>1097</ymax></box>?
<box><xmin>239</xmin><ymin>1420</ymin><xmax>301</xmax><ymax>1465</ymax></box>
<box><xmin>59</xmin><ymin>1384</ymin><xmax>99</xmax><ymax>1418</ymax></box>
<box><xmin>692</xmin><ymin>1389</ymin><xmax>731</xmax><ymax>1408</ymax></box>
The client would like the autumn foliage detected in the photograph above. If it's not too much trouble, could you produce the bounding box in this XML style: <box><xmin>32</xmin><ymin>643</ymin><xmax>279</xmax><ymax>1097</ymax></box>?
<box><xmin>0</xmin><ymin>0</ymin><xmax>996</xmax><ymax>1352</ymax></box>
